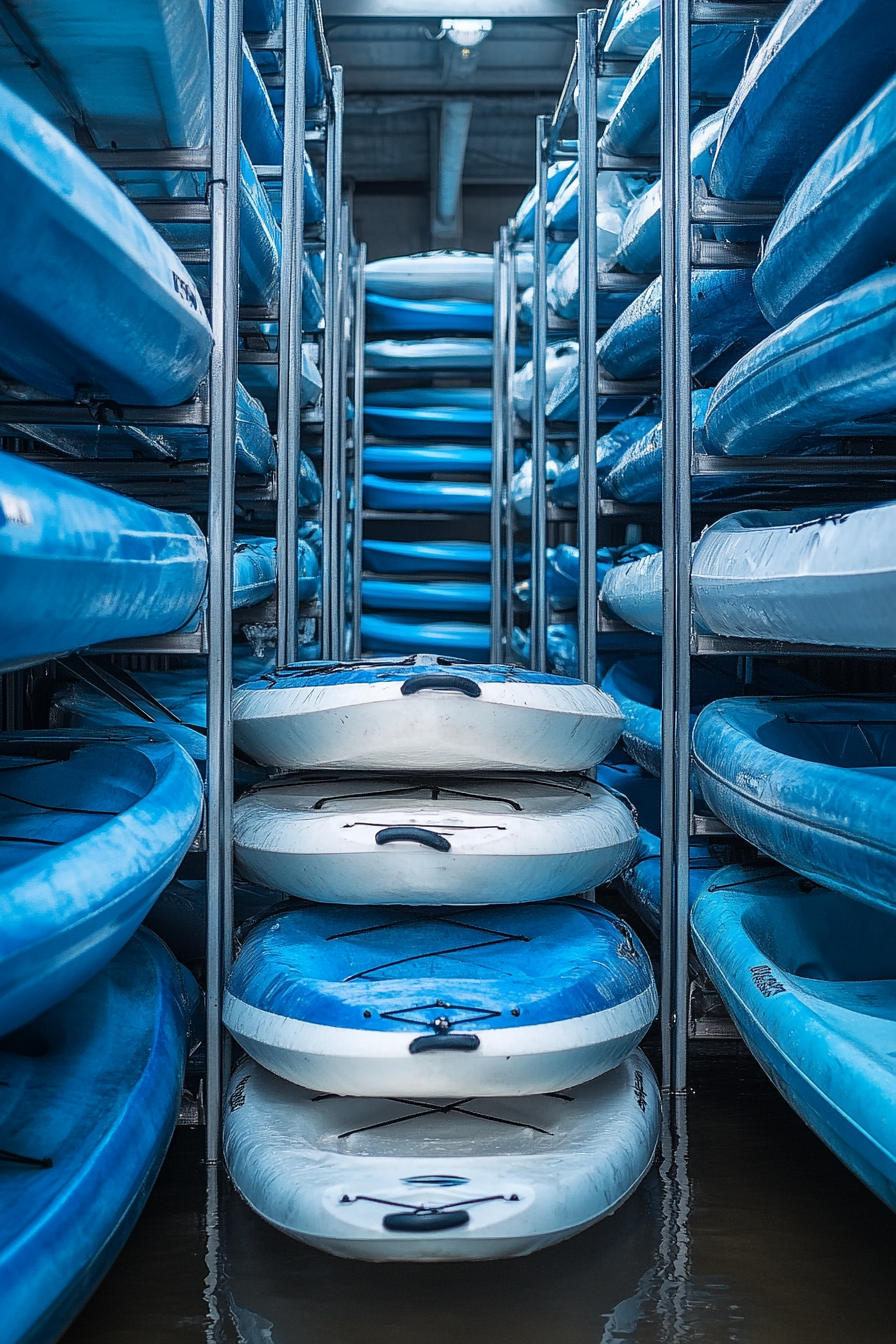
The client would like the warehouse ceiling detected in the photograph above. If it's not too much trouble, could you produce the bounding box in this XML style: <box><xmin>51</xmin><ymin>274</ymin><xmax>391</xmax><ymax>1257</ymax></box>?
<box><xmin>321</xmin><ymin>2</ymin><xmax>581</xmax><ymax>257</ymax></box>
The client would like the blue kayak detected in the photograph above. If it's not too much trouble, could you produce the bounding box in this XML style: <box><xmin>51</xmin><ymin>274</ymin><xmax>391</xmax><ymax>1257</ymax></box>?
<box><xmin>239</xmin><ymin>344</ymin><xmax>322</xmax><ymax>417</ymax></box>
<box><xmin>710</xmin><ymin>0</ymin><xmax>896</xmax><ymax>201</ymax></box>
<box><xmin>597</xmin><ymin>762</ymin><xmax>720</xmax><ymax>938</ymax></box>
<box><xmin>363</xmin><ymin>474</ymin><xmax>490</xmax><ymax>513</ymax></box>
<box><xmin>362</xmin><ymin>578</ymin><xmax>491</xmax><ymax>613</ymax></box>
<box><xmin>361</xmin><ymin>613</ymin><xmax>491</xmax><ymax>659</ymax></box>
<box><xmin>223</xmin><ymin>899</ymin><xmax>656</xmax><ymax>1096</ymax></box>
<box><xmin>233</xmin><ymin>537</ymin><xmax>276</xmax><ymax>607</ymax></box>
<box><xmin>705</xmin><ymin>269</ymin><xmax>896</xmax><ymax>457</ymax></box>
<box><xmin>0</xmin><ymin>730</ymin><xmax>202</xmax><ymax>1034</ymax></box>
<box><xmin>5</xmin><ymin>381</ymin><xmax>278</xmax><ymax>477</ymax></box>
<box><xmin>599</xmin><ymin>270</ymin><xmax>772</xmax><ymax>380</ymax></box>
<box><xmin>601</xmin><ymin>656</ymin><xmax>818</xmax><ymax>780</ymax></box>
<box><xmin>365</xmin><ymin>338</ymin><xmax>493</xmax><ymax>371</ymax></box>
<box><xmin>0</xmin><ymin>83</ymin><xmax>212</xmax><ymax>405</ymax></box>
<box><xmin>547</xmin><ymin>239</ymin><xmax>635</xmax><ymax>326</ymax></box>
<box><xmin>616</xmin><ymin>110</ymin><xmax>725</xmax><ymax>275</ymax></box>
<box><xmin>364</xmin><ymin>389</ymin><xmax>492</xmax><ymax>442</ymax></box>
<box><xmin>241</xmin><ymin>37</ymin><xmax>283</xmax><ymax>167</ymax></box>
<box><xmin>512</xmin><ymin>625</ymin><xmax>658</xmax><ymax>678</ymax></box>
<box><xmin>366</xmin><ymin>292</ymin><xmax>493</xmax><ymax>336</ymax></box>
<box><xmin>363</xmin><ymin>444</ymin><xmax>491</xmax><ymax>475</ymax></box>
<box><xmin>145</xmin><ymin>877</ymin><xmax>279</xmax><ymax>963</ymax></box>
<box><xmin>603</xmin><ymin>391</ymin><xmax>724</xmax><ymax>503</ymax></box>
<box><xmin>753</xmin><ymin>73</ymin><xmax>896</xmax><ymax>328</ymax></box>
<box><xmin>0</xmin><ymin>452</ymin><xmax>208</xmax><ymax>674</ymax></box>
<box><xmin>692</xmin><ymin>865</ymin><xmax>896</xmax><ymax>1211</ymax></box>
<box><xmin>692</xmin><ymin>698</ymin><xmax>896</xmax><ymax>912</ymax></box>
<box><xmin>514</xmin><ymin>159</ymin><xmax>575</xmax><ymax>239</ymax></box>
<box><xmin>362</xmin><ymin>539</ymin><xmax>493</xmax><ymax>575</ymax></box>
<box><xmin>549</xmin><ymin>417</ymin><xmax>660</xmax><ymax>508</ymax></box>
<box><xmin>601</xmin><ymin>26</ymin><xmax>767</xmax><ymax>157</ymax></box>
<box><xmin>602</xmin><ymin>0</ymin><xmax>659</xmax><ymax>58</ymax></box>
<box><xmin>1</xmin><ymin>929</ymin><xmax>190</xmax><ymax>1344</ymax></box>
<box><xmin>515</xmin><ymin>543</ymin><xmax>658</xmax><ymax>613</ymax></box>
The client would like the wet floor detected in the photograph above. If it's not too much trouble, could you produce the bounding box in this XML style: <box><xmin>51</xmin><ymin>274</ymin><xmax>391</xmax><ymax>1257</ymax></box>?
<box><xmin>61</xmin><ymin>1043</ymin><xmax>896</xmax><ymax>1344</ymax></box>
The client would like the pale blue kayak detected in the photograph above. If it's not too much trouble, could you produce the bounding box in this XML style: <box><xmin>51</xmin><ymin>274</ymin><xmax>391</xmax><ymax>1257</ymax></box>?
<box><xmin>0</xmin><ymin>451</ymin><xmax>208</xmax><ymax>674</ymax></box>
<box><xmin>366</xmin><ymin>292</ymin><xmax>493</xmax><ymax>336</ymax></box>
<box><xmin>362</xmin><ymin>539</ymin><xmax>493</xmax><ymax>575</ymax></box>
<box><xmin>0</xmin><ymin>731</ymin><xmax>202</xmax><ymax>1034</ymax></box>
<box><xmin>1</xmin><ymin>929</ymin><xmax>190</xmax><ymax>1344</ymax></box>
<box><xmin>363</xmin><ymin>475</ymin><xmax>490</xmax><ymax>513</ymax></box>
<box><xmin>692</xmin><ymin>865</ymin><xmax>896</xmax><ymax>1211</ymax></box>
<box><xmin>692</xmin><ymin>698</ymin><xmax>896</xmax><ymax>911</ymax></box>
<box><xmin>363</xmin><ymin>444</ymin><xmax>492</xmax><ymax>475</ymax></box>
<box><xmin>0</xmin><ymin>83</ymin><xmax>212</xmax><ymax>405</ymax></box>
<box><xmin>753</xmin><ymin>73</ymin><xmax>896</xmax><ymax>327</ymax></box>
<box><xmin>549</xmin><ymin>417</ymin><xmax>660</xmax><ymax>508</ymax></box>
<box><xmin>361</xmin><ymin>613</ymin><xmax>491</xmax><ymax>659</ymax></box>
<box><xmin>362</xmin><ymin>578</ymin><xmax>491</xmax><ymax>613</ymax></box>
<box><xmin>710</xmin><ymin>0</ymin><xmax>896</xmax><ymax>201</ymax></box>
<box><xmin>365</xmin><ymin>388</ymin><xmax>492</xmax><ymax>442</ymax></box>
<box><xmin>365</xmin><ymin>338</ymin><xmax>493</xmax><ymax>371</ymax></box>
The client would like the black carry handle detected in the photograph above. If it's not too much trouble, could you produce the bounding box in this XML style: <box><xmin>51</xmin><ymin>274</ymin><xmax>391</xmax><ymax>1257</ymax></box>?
<box><xmin>400</xmin><ymin>674</ymin><xmax>482</xmax><ymax>698</ymax></box>
<box><xmin>383</xmin><ymin>1210</ymin><xmax>470</xmax><ymax>1233</ymax></box>
<box><xmin>375</xmin><ymin>826</ymin><xmax>451</xmax><ymax>852</ymax></box>
<box><xmin>409</xmin><ymin>1033</ymin><xmax>480</xmax><ymax>1054</ymax></box>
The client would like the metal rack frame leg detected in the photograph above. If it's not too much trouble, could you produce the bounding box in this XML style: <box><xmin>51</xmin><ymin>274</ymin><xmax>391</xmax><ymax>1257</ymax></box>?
<box><xmin>503</xmin><ymin>227</ymin><xmax>518</xmax><ymax>662</ymax></box>
<box><xmin>530</xmin><ymin>116</ymin><xmax>549</xmax><ymax>673</ymax></box>
<box><xmin>490</xmin><ymin>231</ymin><xmax>508</xmax><ymax>663</ymax></box>
<box><xmin>350</xmin><ymin>242</ymin><xmax>366</xmax><ymax>659</ymax></box>
<box><xmin>320</xmin><ymin>65</ymin><xmax>344</xmax><ymax>660</ymax></box>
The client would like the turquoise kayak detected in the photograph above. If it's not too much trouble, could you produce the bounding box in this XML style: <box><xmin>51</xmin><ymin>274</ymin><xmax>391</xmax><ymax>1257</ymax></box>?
<box><xmin>363</xmin><ymin>474</ymin><xmax>490</xmax><ymax>513</ymax></box>
<box><xmin>705</xmin><ymin>269</ymin><xmax>896</xmax><ymax>457</ymax></box>
<box><xmin>0</xmin><ymin>451</ymin><xmax>208</xmax><ymax>673</ymax></box>
<box><xmin>0</xmin><ymin>83</ymin><xmax>212</xmax><ymax>405</ymax></box>
<box><xmin>1</xmin><ymin>929</ymin><xmax>190</xmax><ymax>1344</ymax></box>
<box><xmin>710</xmin><ymin>0</ymin><xmax>896</xmax><ymax>201</ymax></box>
<box><xmin>692</xmin><ymin>865</ymin><xmax>896</xmax><ymax>1211</ymax></box>
<box><xmin>0</xmin><ymin>731</ymin><xmax>202</xmax><ymax>1034</ymax></box>
<box><xmin>753</xmin><ymin>73</ymin><xmax>896</xmax><ymax>327</ymax></box>
<box><xmin>692</xmin><ymin>698</ymin><xmax>896</xmax><ymax>912</ymax></box>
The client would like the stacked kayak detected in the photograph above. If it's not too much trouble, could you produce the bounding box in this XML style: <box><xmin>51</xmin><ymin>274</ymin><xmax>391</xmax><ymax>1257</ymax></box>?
<box><xmin>692</xmin><ymin>866</ymin><xmax>896</xmax><ymax>1212</ymax></box>
<box><xmin>0</xmin><ymin>929</ymin><xmax>193</xmax><ymax>1344</ymax></box>
<box><xmin>365</xmin><ymin>388</ymin><xmax>492</xmax><ymax>442</ymax></box>
<box><xmin>226</xmin><ymin>657</ymin><xmax>659</xmax><ymax>1258</ymax></box>
<box><xmin>365</xmin><ymin>338</ymin><xmax>493</xmax><ymax>371</ymax></box>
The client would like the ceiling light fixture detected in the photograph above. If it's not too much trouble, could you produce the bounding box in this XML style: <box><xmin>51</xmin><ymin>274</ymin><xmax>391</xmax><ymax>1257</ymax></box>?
<box><xmin>439</xmin><ymin>18</ymin><xmax>493</xmax><ymax>48</ymax></box>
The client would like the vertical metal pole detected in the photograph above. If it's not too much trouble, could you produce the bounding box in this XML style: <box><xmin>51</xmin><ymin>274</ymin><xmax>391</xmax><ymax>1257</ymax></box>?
<box><xmin>489</xmin><ymin>232</ymin><xmax>507</xmax><ymax>663</ymax></box>
<box><xmin>335</xmin><ymin>200</ymin><xmax>350</xmax><ymax>652</ymax></box>
<box><xmin>530</xmin><ymin>115</ymin><xmax>549</xmax><ymax>673</ymax></box>
<box><xmin>577</xmin><ymin>10</ymin><xmax>601</xmax><ymax>686</ymax></box>
<box><xmin>276</xmin><ymin>0</ymin><xmax>308</xmax><ymax>668</ymax></box>
<box><xmin>320</xmin><ymin>65</ymin><xmax>344</xmax><ymax>659</ymax></box>
<box><xmin>503</xmin><ymin>228</ymin><xmax>518</xmax><ymax>662</ymax></box>
<box><xmin>205</xmin><ymin>0</ymin><xmax>242</xmax><ymax>1163</ymax></box>
<box><xmin>350</xmin><ymin>242</ymin><xmax>366</xmax><ymax>658</ymax></box>
<box><xmin>659</xmin><ymin>0</ymin><xmax>692</xmax><ymax>1096</ymax></box>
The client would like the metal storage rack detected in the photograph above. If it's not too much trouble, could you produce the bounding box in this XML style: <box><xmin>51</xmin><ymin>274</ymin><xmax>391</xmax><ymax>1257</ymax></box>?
<box><xmin>492</xmin><ymin>2</ymin><xmax>896</xmax><ymax>1099</ymax></box>
<box><xmin>0</xmin><ymin>0</ymin><xmax>349</xmax><ymax>1155</ymax></box>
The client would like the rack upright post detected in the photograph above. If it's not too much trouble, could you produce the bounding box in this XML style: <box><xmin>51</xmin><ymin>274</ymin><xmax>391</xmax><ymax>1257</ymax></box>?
<box><xmin>530</xmin><ymin>115</ymin><xmax>549</xmax><ymax>673</ymax></box>
<box><xmin>503</xmin><ymin>226</ymin><xmax>519</xmax><ymax>663</ymax></box>
<box><xmin>320</xmin><ymin>64</ymin><xmax>344</xmax><ymax>659</ymax></box>
<box><xmin>350</xmin><ymin>242</ymin><xmax>366</xmax><ymax>658</ymax></box>
<box><xmin>490</xmin><ymin>231</ymin><xmax>508</xmax><ymax>662</ymax></box>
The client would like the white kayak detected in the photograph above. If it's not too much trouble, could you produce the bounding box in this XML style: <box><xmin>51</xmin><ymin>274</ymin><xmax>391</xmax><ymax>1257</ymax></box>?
<box><xmin>691</xmin><ymin>503</ymin><xmax>896</xmax><ymax>649</ymax></box>
<box><xmin>223</xmin><ymin>1052</ymin><xmax>660</xmax><ymax>1261</ymax></box>
<box><xmin>365</xmin><ymin>251</ymin><xmax>494</xmax><ymax>303</ymax></box>
<box><xmin>364</xmin><ymin>338</ymin><xmax>493</xmax><ymax>371</ymax></box>
<box><xmin>232</xmin><ymin>657</ymin><xmax>624</xmax><ymax>773</ymax></box>
<box><xmin>232</xmin><ymin>772</ymin><xmax>640</xmax><ymax>905</ymax></box>
<box><xmin>223</xmin><ymin>899</ymin><xmax>657</xmax><ymax>1096</ymax></box>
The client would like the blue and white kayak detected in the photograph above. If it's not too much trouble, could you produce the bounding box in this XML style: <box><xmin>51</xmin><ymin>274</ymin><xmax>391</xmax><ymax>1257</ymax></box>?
<box><xmin>365</xmin><ymin>338</ymin><xmax>493</xmax><ymax>371</ymax></box>
<box><xmin>514</xmin><ymin>159</ymin><xmax>576</xmax><ymax>239</ymax></box>
<box><xmin>598</xmin><ymin>269</ymin><xmax>772</xmax><ymax>380</ymax></box>
<box><xmin>224</xmin><ymin>1052</ymin><xmax>659</xmax><ymax>1261</ymax></box>
<box><xmin>0</xmin><ymin>452</ymin><xmax>207</xmax><ymax>674</ymax></box>
<box><xmin>362</xmin><ymin>539</ymin><xmax>492</xmax><ymax>575</ymax></box>
<box><xmin>1</xmin><ymin>928</ymin><xmax>190</xmax><ymax>1344</ymax></box>
<box><xmin>362</xmin><ymin>578</ymin><xmax>490</xmax><ymax>614</ymax></box>
<box><xmin>601</xmin><ymin>26</ymin><xmax>766</xmax><ymax>158</ymax></box>
<box><xmin>0</xmin><ymin>730</ymin><xmax>202</xmax><ymax>1034</ymax></box>
<box><xmin>600</xmin><ymin>656</ymin><xmax>817</xmax><ymax>779</ymax></box>
<box><xmin>710</xmin><ymin>0</ymin><xmax>896</xmax><ymax>202</ymax></box>
<box><xmin>753</xmin><ymin>73</ymin><xmax>896</xmax><ymax>328</ymax></box>
<box><xmin>692</xmin><ymin>698</ymin><xmax>896</xmax><ymax>912</ymax></box>
<box><xmin>363</xmin><ymin>444</ymin><xmax>491</xmax><ymax>475</ymax></box>
<box><xmin>225</xmin><ymin>899</ymin><xmax>656</xmax><ymax>1096</ymax></box>
<box><xmin>597</xmin><ymin>763</ymin><xmax>720</xmax><ymax>938</ymax></box>
<box><xmin>361</xmin><ymin>616</ymin><xmax>491</xmax><ymax>661</ymax></box>
<box><xmin>363</xmin><ymin>475</ymin><xmax>490</xmax><ymax>513</ymax></box>
<box><xmin>366</xmin><ymin>252</ymin><xmax>494</xmax><ymax>303</ymax></box>
<box><xmin>145</xmin><ymin>876</ymin><xmax>277</xmax><ymax>963</ymax></box>
<box><xmin>691</xmin><ymin>865</ymin><xmax>896</xmax><ymax>1212</ymax></box>
<box><xmin>365</xmin><ymin>389</ymin><xmax>492</xmax><ymax>443</ymax></box>
<box><xmin>616</xmin><ymin>110</ymin><xmax>725</xmax><ymax>275</ymax></box>
<box><xmin>513</xmin><ymin>342</ymin><xmax>579</xmax><ymax>421</ymax></box>
<box><xmin>366</xmin><ymin>292</ymin><xmax>493</xmax><ymax>336</ymax></box>
<box><xmin>704</xmin><ymin>269</ymin><xmax>896</xmax><ymax>457</ymax></box>
<box><xmin>603</xmin><ymin>0</ymin><xmax>659</xmax><ymax>57</ymax></box>
<box><xmin>233</xmin><ymin>771</ymin><xmax>640</xmax><ymax>906</ymax></box>
<box><xmin>4</xmin><ymin>380</ymin><xmax>277</xmax><ymax>477</ymax></box>
<box><xmin>232</xmin><ymin>655</ymin><xmax>625</xmax><ymax>773</ymax></box>
<box><xmin>549</xmin><ymin>417</ymin><xmax>660</xmax><ymax>508</ymax></box>
<box><xmin>547</xmin><ymin>239</ymin><xmax>634</xmax><ymax>326</ymax></box>
<box><xmin>691</xmin><ymin>503</ymin><xmax>896</xmax><ymax>649</ymax></box>
<box><xmin>0</xmin><ymin>84</ymin><xmax>212</xmax><ymax>405</ymax></box>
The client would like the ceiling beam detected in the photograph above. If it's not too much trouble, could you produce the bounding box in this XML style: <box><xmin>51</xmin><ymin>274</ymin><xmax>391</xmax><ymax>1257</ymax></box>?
<box><xmin>322</xmin><ymin>1</ymin><xmax>584</xmax><ymax>16</ymax></box>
